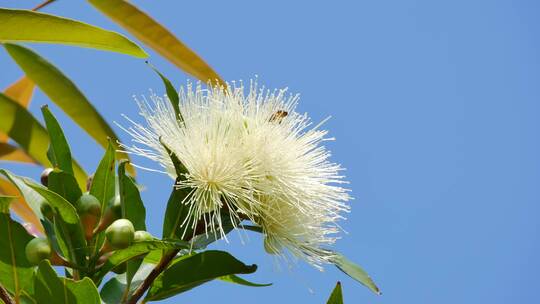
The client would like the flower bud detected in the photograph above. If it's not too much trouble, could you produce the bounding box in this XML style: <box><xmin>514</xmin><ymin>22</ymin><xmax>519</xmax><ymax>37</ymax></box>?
<box><xmin>25</xmin><ymin>238</ymin><xmax>51</xmax><ymax>265</ymax></box>
<box><xmin>40</xmin><ymin>168</ymin><xmax>54</xmax><ymax>187</ymax></box>
<box><xmin>76</xmin><ymin>193</ymin><xmax>101</xmax><ymax>240</ymax></box>
<box><xmin>133</xmin><ymin>230</ymin><xmax>153</xmax><ymax>242</ymax></box>
<box><xmin>105</xmin><ymin>219</ymin><xmax>135</xmax><ymax>249</ymax></box>
<box><xmin>93</xmin><ymin>195</ymin><xmax>122</xmax><ymax>234</ymax></box>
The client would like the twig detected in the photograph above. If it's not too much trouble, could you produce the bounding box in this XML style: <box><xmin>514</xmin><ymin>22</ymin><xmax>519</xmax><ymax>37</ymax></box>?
<box><xmin>126</xmin><ymin>249</ymin><xmax>179</xmax><ymax>304</ymax></box>
<box><xmin>0</xmin><ymin>282</ymin><xmax>15</xmax><ymax>304</ymax></box>
<box><xmin>32</xmin><ymin>0</ymin><xmax>57</xmax><ymax>11</ymax></box>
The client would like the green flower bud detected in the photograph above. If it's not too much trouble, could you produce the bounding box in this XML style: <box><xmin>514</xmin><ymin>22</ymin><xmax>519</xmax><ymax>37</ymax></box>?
<box><xmin>93</xmin><ymin>195</ymin><xmax>122</xmax><ymax>234</ymax></box>
<box><xmin>105</xmin><ymin>219</ymin><xmax>135</xmax><ymax>249</ymax></box>
<box><xmin>25</xmin><ymin>238</ymin><xmax>52</xmax><ymax>265</ymax></box>
<box><xmin>76</xmin><ymin>193</ymin><xmax>101</xmax><ymax>217</ymax></box>
<box><xmin>133</xmin><ymin>230</ymin><xmax>153</xmax><ymax>242</ymax></box>
<box><xmin>76</xmin><ymin>193</ymin><xmax>102</xmax><ymax>240</ymax></box>
<box><xmin>40</xmin><ymin>168</ymin><xmax>54</xmax><ymax>187</ymax></box>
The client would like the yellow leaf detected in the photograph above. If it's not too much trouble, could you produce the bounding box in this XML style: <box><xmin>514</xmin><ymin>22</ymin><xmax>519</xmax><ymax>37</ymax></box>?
<box><xmin>4</xmin><ymin>76</ymin><xmax>34</xmax><ymax>108</ymax></box>
<box><xmin>0</xmin><ymin>76</ymin><xmax>35</xmax><ymax>142</ymax></box>
<box><xmin>88</xmin><ymin>0</ymin><xmax>224</xmax><ymax>85</ymax></box>
<box><xmin>0</xmin><ymin>177</ymin><xmax>44</xmax><ymax>234</ymax></box>
<box><xmin>0</xmin><ymin>143</ymin><xmax>37</xmax><ymax>164</ymax></box>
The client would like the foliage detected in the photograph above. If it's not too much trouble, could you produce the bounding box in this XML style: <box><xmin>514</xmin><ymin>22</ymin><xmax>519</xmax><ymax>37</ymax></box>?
<box><xmin>0</xmin><ymin>2</ymin><xmax>379</xmax><ymax>303</ymax></box>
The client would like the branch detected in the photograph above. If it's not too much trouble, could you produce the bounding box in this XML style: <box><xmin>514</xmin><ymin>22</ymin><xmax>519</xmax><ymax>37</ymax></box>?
<box><xmin>32</xmin><ymin>0</ymin><xmax>57</xmax><ymax>11</ymax></box>
<box><xmin>0</xmin><ymin>283</ymin><xmax>15</xmax><ymax>304</ymax></box>
<box><xmin>126</xmin><ymin>249</ymin><xmax>179</xmax><ymax>304</ymax></box>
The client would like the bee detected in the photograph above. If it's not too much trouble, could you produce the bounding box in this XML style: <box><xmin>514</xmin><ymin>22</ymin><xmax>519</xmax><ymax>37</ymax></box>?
<box><xmin>269</xmin><ymin>110</ymin><xmax>288</xmax><ymax>123</ymax></box>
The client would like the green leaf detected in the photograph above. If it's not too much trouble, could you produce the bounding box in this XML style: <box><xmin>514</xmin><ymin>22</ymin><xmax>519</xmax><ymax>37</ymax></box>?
<box><xmin>100</xmin><ymin>263</ymin><xmax>154</xmax><ymax>304</ymax></box>
<box><xmin>0</xmin><ymin>196</ymin><xmax>34</xmax><ymax>301</ymax></box>
<box><xmin>145</xmin><ymin>250</ymin><xmax>258</xmax><ymax>301</ymax></box>
<box><xmin>190</xmin><ymin>214</ymin><xmax>236</xmax><ymax>249</ymax></box>
<box><xmin>89</xmin><ymin>140</ymin><xmax>116</xmax><ymax>215</ymax></box>
<box><xmin>4</xmin><ymin>44</ymin><xmax>133</xmax><ymax>174</ymax></box>
<box><xmin>160</xmin><ymin>140</ymin><xmax>193</xmax><ymax>240</ymax></box>
<box><xmin>33</xmin><ymin>260</ymin><xmax>100</xmax><ymax>304</ymax></box>
<box><xmin>118</xmin><ymin>161</ymin><xmax>146</xmax><ymax>231</ymax></box>
<box><xmin>23</xmin><ymin>181</ymin><xmax>79</xmax><ymax>225</ymax></box>
<box><xmin>147</xmin><ymin>63</ymin><xmax>181</xmax><ymax>121</ymax></box>
<box><xmin>117</xmin><ymin>160</ymin><xmax>146</xmax><ymax>296</ymax></box>
<box><xmin>0</xmin><ymin>170</ymin><xmax>47</xmax><ymax>221</ymax></box>
<box><xmin>162</xmin><ymin>185</ymin><xmax>191</xmax><ymax>240</ymax></box>
<box><xmin>330</xmin><ymin>252</ymin><xmax>381</xmax><ymax>295</ymax></box>
<box><xmin>219</xmin><ymin>274</ymin><xmax>272</xmax><ymax>287</ymax></box>
<box><xmin>0</xmin><ymin>8</ymin><xmax>147</xmax><ymax>57</ymax></box>
<box><xmin>87</xmin><ymin>0</ymin><xmax>222</xmax><ymax>84</ymax></box>
<box><xmin>326</xmin><ymin>282</ymin><xmax>343</xmax><ymax>304</ymax></box>
<box><xmin>88</xmin><ymin>141</ymin><xmax>116</xmax><ymax>261</ymax></box>
<box><xmin>41</xmin><ymin>105</ymin><xmax>74</xmax><ymax>176</ymax></box>
<box><xmin>0</xmin><ymin>93</ymin><xmax>88</xmax><ymax>187</ymax></box>
<box><xmin>23</xmin><ymin>179</ymin><xmax>87</xmax><ymax>267</ymax></box>
<box><xmin>47</xmin><ymin>169</ymin><xmax>82</xmax><ymax>205</ymax></box>
<box><xmin>0</xmin><ymin>177</ymin><xmax>43</xmax><ymax>233</ymax></box>
<box><xmin>93</xmin><ymin>240</ymin><xmax>188</xmax><ymax>283</ymax></box>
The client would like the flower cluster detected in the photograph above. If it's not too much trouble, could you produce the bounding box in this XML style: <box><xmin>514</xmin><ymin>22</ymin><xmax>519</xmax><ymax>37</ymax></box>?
<box><xmin>119</xmin><ymin>80</ymin><xmax>350</xmax><ymax>269</ymax></box>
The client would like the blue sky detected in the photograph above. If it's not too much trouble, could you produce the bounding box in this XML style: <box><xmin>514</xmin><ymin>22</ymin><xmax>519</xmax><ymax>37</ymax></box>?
<box><xmin>1</xmin><ymin>0</ymin><xmax>539</xmax><ymax>303</ymax></box>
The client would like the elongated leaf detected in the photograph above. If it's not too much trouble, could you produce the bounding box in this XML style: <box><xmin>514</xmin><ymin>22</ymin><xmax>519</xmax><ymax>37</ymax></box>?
<box><xmin>148</xmin><ymin>64</ymin><xmax>181</xmax><ymax>120</ymax></box>
<box><xmin>162</xmin><ymin>185</ymin><xmax>190</xmax><ymax>240</ymax></box>
<box><xmin>24</xmin><ymin>181</ymin><xmax>79</xmax><ymax>225</ymax></box>
<box><xmin>100</xmin><ymin>263</ymin><xmax>154</xmax><ymax>304</ymax></box>
<box><xmin>41</xmin><ymin>105</ymin><xmax>74</xmax><ymax>175</ymax></box>
<box><xmin>146</xmin><ymin>250</ymin><xmax>257</xmax><ymax>301</ymax></box>
<box><xmin>118</xmin><ymin>161</ymin><xmax>145</xmax><ymax>231</ymax></box>
<box><xmin>330</xmin><ymin>252</ymin><xmax>381</xmax><ymax>295</ymax></box>
<box><xmin>93</xmin><ymin>240</ymin><xmax>188</xmax><ymax>283</ymax></box>
<box><xmin>0</xmin><ymin>196</ymin><xmax>35</xmax><ymax>301</ymax></box>
<box><xmin>161</xmin><ymin>140</ymin><xmax>191</xmax><ymax>240</ymax></box>
<box><xmin>117</xmin><ymin>160</ymin><xmax>146</xmax><ymax>292</ymax></box>
<box><xmin>47</xmin><ymin>170</ymin><xmax>82</xmax><ymax>205</ymax></box>
<box><xmin>0</xmin><ymin>93</ymin><xmax>87</xmax><ymax>187</ymax></box>
<box><xmin>88</xmin><ymin>0</ymin><xmax>223</xmax><ymax>84</ymax></box>
<box><xmin>0</xmin><ymin>177</ymin><xmax>43</xmax><ymax>233</ymax></box>
<box><xmin>88</xmin><ymin>141</ymin><xmax>116</xmax><ymax>260</ymax></box>
<box><xmin>89</xmin><ymin>140</ymin><xmax>116</xmax><ymax>214</ymax></box>
<box><xmin>4</xmin><ymin>44</ymin><xmax>133</xmax><ymax>174</ymax></box>
<box><xmin>326</xmin><ymin>282</ymin><xmax>343</xmax><ymax>304</ymax></box>
<box><xmin>0</xmin><ymin>8</ymin><xmax>147</xmax><ymax>57</ymax></box>
<box><xmin>0</xmin><ymin>170</ymin><xmax>47</xmax><ymax>221</ymax></box>
<box><xmin>0</xmin><ymin>142</ymin><xmax>36</xmax><ymax>164</ymax></box>
<box><xmin>33</xmin><ymin>260</ymin><xmax>100</xmax><ymax>304</ymax></box>
<box><xmin>0</xmin><ymin>76</ymin><xmax>34</xmax><ymax>142</ymax></box>
<box><xmin>219</xmin><ymin>274</ymin><xmax>272</xmax><ymax>287</ymax></box>
<box><xmin>3</xmin><ymin>76</ymin><xmax>34</xmax><ymax>108</ymax></box>
<box><xmin>24</xmin><ymin>179</ymin><xmax>87</xmax><ymax>266</ymax></box>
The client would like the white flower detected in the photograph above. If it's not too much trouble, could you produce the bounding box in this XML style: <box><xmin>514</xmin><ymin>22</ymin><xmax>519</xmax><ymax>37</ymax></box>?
<box><xmin>118</xmin><ymin>83</ymin><xmax>260</xmax><ymax>240</ymax></box>
<box><xmin>119</xmin><ymin>79</ymin><xmax>351</xmax><ymax>269</ymax></box>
